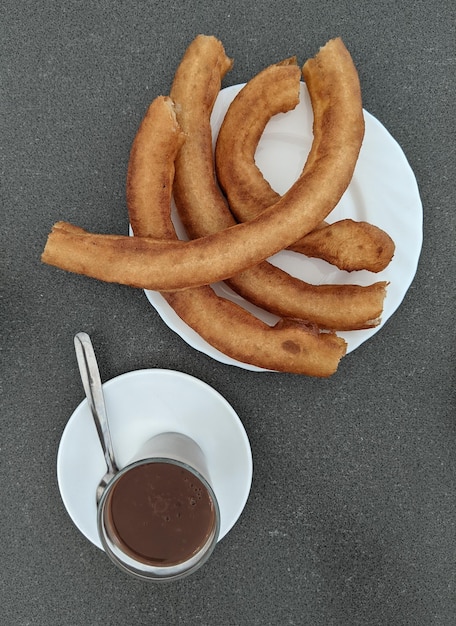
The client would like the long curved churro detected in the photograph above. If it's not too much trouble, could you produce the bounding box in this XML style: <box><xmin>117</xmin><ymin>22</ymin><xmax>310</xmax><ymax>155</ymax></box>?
<box><xmin>42</xmin><ymin>36</ymin><xmax>367</xmax><ymax>293</ymax></box>
<box><xmin>215</xmin><ymin>61</ymin><xmax>395</xmax><ymax>273</ymax></box>
<box><xmin>126</xmin><ymin>94</ymin><xmax>346</xmax><ymax>375</ymax></box>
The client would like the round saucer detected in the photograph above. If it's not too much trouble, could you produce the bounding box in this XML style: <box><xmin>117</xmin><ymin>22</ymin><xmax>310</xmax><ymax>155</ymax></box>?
<box><xmin>57</xmin><ymin>369</ymin><xmax>253</xmax><ymax>549</ymax></box>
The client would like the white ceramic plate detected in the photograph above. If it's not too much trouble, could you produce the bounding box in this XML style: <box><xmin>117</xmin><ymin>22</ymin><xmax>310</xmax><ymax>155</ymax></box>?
<box><xmin>57</xmin><ymin>369</ymin><xmax>253</xmax><ymax>549</ymax></box>
<box><xmin>144</xmin><ymin>83</ymin><xmax>423</xmax><ymax>371</ymax></box>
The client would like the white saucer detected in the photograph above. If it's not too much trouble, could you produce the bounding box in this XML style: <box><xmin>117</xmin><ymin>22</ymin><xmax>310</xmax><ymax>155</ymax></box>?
<box><xmin>57</xmin><ymin>369</ymin><xmax>253</xmax><ymax>549</ymax></box>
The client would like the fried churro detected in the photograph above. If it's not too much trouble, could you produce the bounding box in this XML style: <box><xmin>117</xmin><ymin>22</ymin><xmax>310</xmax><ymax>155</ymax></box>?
<box><xmin>215</xmin><ymin>47</ymin><xmax>395</xmax><ymax>273</ymax></box>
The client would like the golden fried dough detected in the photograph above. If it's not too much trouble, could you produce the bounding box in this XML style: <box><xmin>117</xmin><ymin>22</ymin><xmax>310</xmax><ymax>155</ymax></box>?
<box><xmin>127</xmin><ymin>96</ymin><xmax>185</xmax><ymax>240</ymax></box>
<box><xmin>42</xmin><ymin>37</ymin><xmax>366</xmax><ymax>292</ymax></box>
<box><xmin>215</xmin><ymin>48</ymin><xmax>395</xmax><ymax>273</ymax></box>
<box><xmin>291</xmin><ymin>219</ymin><xmax>395</xmax><ymax>273</ymax></box>
<box><xmin>126</xmin><ymin>94</ymin><xmax>346</xmax><ymax>375</ymax></box>
<box><xmin>162</xmin><ymin>293</ymin><xmax>347</xmax><ymax>376</ymax></box>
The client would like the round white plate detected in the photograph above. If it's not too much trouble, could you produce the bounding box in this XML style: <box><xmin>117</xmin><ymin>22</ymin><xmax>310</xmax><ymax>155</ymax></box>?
<box><xmin>144</xmin><ymin>83</ymin><xmax>423</xmax><ymax>371</ymax></box>
<box><xmin>57</xmin><ymin>369</ymin><xmax>253</xmax><ymax>549</ymax></box>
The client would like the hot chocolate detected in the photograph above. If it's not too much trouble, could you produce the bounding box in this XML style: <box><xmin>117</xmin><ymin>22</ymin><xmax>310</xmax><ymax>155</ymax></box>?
<box><xmin>106</xmin><ymin>461</ymin><xmax>216</xmax><ymax>567</ymax></box>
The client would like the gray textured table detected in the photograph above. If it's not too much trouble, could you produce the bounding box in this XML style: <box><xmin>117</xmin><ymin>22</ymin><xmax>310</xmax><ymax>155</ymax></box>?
<box><xmin>2</xmin><ymin>1</ymin><xmax>455</xmax><ymax>624</ymax></box>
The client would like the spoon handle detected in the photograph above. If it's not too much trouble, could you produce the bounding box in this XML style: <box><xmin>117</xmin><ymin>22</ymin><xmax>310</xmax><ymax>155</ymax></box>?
<box><xmin>74</xmin><ymin>332</ymin><xmax>119</xmax><ymax>475</ymax></box>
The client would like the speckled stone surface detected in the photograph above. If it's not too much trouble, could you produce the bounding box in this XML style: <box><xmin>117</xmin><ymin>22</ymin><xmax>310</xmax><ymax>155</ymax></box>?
<box><xmin>2</xmin><ymin>1</ymin><xmax>455</xmax><ymax>624</ymax></box>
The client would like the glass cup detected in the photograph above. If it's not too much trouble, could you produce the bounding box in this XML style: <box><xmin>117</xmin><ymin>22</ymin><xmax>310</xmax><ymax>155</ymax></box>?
<box><xmin>97</xmin><ymin>432</ymin><xmax>220</xmax><ymax>581</ymax></box>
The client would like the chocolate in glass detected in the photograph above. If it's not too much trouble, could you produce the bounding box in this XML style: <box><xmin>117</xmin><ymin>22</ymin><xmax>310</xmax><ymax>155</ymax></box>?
<box><xmin>104</xmin><ymin>461</ymin><xmax>217</xmax><ymax>567</ymax></box>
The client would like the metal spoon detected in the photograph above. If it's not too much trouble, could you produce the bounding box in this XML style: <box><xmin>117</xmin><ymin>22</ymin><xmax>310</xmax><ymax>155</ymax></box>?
<box><xmin>74</xmin><ymin>332</ymin><xmax>119</xmax><ymax>502</ymax></box>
